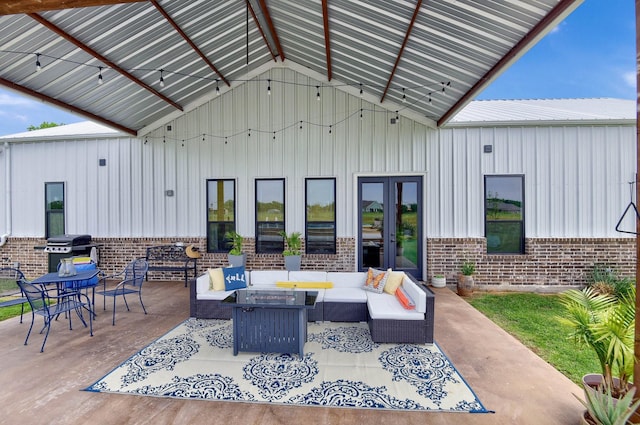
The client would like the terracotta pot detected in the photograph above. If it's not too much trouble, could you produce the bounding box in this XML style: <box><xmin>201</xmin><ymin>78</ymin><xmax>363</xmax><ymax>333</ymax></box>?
<box><xmin>457</xmin><ymin>275</ymin><xmax>474</xmax><ymax>296</ymax></box>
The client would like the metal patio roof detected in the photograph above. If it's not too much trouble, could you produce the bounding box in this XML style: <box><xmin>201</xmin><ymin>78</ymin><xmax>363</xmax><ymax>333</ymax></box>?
<box><xmin>0</xmin><ymin>0</ymin><xmax>583</xmax><ymax>136</ymax></box>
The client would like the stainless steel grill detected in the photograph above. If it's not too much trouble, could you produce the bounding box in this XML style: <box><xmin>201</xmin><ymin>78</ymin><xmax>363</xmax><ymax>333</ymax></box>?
<box><xmin>44</xmin><ymin>234</ymin><xmax>92</xmax><ymax>254</ymax></box>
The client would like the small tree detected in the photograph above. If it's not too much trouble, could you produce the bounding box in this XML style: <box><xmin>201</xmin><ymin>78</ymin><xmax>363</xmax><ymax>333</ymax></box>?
<box><xmin>27</xmin><ymin>121</ymin><xmax>64</xmax><ymax>131</ymax></box>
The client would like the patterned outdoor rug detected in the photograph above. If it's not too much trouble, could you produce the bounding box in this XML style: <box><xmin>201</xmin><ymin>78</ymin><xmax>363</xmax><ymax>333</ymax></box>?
<box><xmin>85</xmin><ymin>318</ymin><xmax>489</xmax><ymax>412</ymax></box>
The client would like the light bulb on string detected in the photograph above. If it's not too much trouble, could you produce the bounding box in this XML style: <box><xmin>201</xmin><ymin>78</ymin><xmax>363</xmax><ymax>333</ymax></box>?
<box><xmin>248</xmin><ymin>129</ymin><xmax>251</xmax><ymax>137</ymax></box>
<box><xmin>299</xmin><ymin>121</ymin><xmax>303</xmax><ymax>129</ymax></box>
<box><xmin>359</xmin><ymin>83</ymin><xmax>363</xmax><ymax>97</ymax></box>
<box><xmin>35</xmin><ymin>53</ymin><xmax>41</xmax><ymax>72</ymax></box>
<box><xmin>273</xmin><ymin>132</ymin><xmax>276</xmax><ymax>140</ymax></box>
<box><xmin>216</xmin><ymin>80</ymin><xmax>220</xmax><ymax>95</ymax></box>
<box><xmin>316</xmin><ymin>86</ymin><xmax>320</xmax><ymax>101</ymax></box>
<box><xmin>360</xmin><ymin>108</ymin><xmax>363</xmax><ymax>120</ymax></box>
<box><xmin>402</xmin><ymin>88</ymin><xmax>406</xmax><ymax>103</ymax></box>
<box><xmin>202</xmin><ymin>134</ymin><xmax>205</xmax><ymax>142</ymax></box>
<box><xmin>267</xmin><ymin>79</ymin><xmax>271</xmax><ymax>95</ymax></box>
<box><xmin>98</xmin><ymin>67</ymin><xmax>103</xmax><ymax>85</ymax></box>
<box><xmin>159</xmin><ymin>69</ymin><xmax>165</xmax><ymax>88</ymax></box>
<box><xmin>329</xmin><ymin>125</ymin><xmax>332</xmax><ymax>134</ymax></box>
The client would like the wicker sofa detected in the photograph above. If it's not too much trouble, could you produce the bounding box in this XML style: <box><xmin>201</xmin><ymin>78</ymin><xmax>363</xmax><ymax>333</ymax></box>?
<box><xmin>189</xmin><ymin>269</ymin><xmax>435</xmax><ymax>344</ymax></box>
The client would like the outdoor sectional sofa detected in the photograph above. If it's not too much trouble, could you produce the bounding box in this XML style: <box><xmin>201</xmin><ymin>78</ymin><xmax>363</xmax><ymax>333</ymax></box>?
<box><xmin>189</xmin><ymin>269</ymin><xmax>435</xmax><ymax>344</ymax></box>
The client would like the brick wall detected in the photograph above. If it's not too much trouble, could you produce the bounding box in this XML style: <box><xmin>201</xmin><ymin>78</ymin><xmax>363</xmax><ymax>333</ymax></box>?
<box><xmin>2</xmin><ymin>236</ymin><xmax>635</xmax><ymax>287</ymax></box>
<box><xmin>0</xmin><ymin>236</ymin><xmax>357</xmax><ymax>280</ymax></box>
<box><xmin>426</xmin><ymin>237</ymin><xmax>636</xmax><ymax>287</ymax></box>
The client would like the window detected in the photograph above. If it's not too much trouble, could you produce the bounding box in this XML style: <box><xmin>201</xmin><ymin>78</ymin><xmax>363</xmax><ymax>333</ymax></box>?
<box><xmin>45</xmin><ymin>182</ymin><xmax>65</xmax><ymax>238</ymax></box>
<box><xmin>485</xmin><ymin>175</ymin><xmax>524</xmax><ymax>254</ymax></box>
<box><xmin>255</xmin><ymin>179</ymin><xmax>285</xmax><ymax>253</ymax></box>
<box><xmin>305</xmin><ymin>178</ymin><xmax>336</xmax><ymax>254</ymax></box>
<box><xmin>206</xmin><ymin>179</ymin><xmax>236</xmax><ymax>252</ymax></box>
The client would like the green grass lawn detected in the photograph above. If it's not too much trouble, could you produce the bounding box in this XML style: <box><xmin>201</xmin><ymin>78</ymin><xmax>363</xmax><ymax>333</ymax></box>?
<box><xmin>467</xmin><ymin>292</ymin><xmax>600</xmax><ymax>384</ymax></box>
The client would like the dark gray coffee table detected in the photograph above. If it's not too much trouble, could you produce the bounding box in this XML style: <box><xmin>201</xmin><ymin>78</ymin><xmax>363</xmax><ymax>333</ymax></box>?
<box><xmin>224</xmin><ymin>289</ymin><xmax>317</xmax><ymax>356</ymax></box>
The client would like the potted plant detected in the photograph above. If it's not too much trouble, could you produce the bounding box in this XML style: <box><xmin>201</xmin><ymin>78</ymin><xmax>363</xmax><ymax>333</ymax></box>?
<box><xmin>575</xmin><ymin>383</ymin><xmax>640</xmax><ymax>425</ymax></box>
<box><xmin>560</xmin><ymin>285</ymin><xmax>635</xmax><ymax>401</ymax></box>
<box><xmin>457</xmin><ymin>260</ymin><xmax>475</xmax><ymax>296</ymax></box>
<box><xmin>432</xmin><ymin>274</ymin><xmax>446</xmax><ymax>288</ymax></box>
<box><xmin>279</xmin><ymin>231</ymin><xmax>302</xmax><ymax>271</ymax></box>
<box><xmin>224</xmin><ymin>231</ymin><xmax>245</xmax><ymax>267</ymax></box>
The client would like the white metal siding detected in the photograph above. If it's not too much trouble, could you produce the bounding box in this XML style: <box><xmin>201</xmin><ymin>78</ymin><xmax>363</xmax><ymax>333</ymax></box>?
<box><xmin>1</xmin><ymin>70</ymin><xmax>635</xmax><ymax>241</ymax></box>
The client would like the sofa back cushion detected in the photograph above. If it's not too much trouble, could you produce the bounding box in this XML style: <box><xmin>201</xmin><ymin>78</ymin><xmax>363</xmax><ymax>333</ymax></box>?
<box><xmin>402</xmin><ymin>276</ymin><xmax>426</xmax><ymax>313</ymax></box>
<box><xmin>326</xmin><ymin>272</ymin><xmax>367</xmax><ymax>288</ymax></box>
<box><xmin>250</xmin><ymin>270</ymin><xmax>289</xmax><ymax>287</ymax></box>
<box><xmin>288</xmin><ymin>271</ymin><xmax>328</xmax><ymax>282</ymax></box>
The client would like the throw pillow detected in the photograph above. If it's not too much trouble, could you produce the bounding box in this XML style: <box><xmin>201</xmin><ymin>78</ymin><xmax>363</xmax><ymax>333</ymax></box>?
<box><xmin>383</xmin><ymin>271</ymin><xmax>405</xmax><ymax>295</ymax></box>
<box><xmin>395</xmin><ymin>286</ymin><xmax>416</xmax><ymax>310</ymax></box>
<box><xmin>223</xmin><ymin>266</ymin><xmax>247</xmax><ymax>291</ymax></box>
<box><xmin>208</xmin><ymin>268</ymin><xmax>225</xmax><ymax>291</ymax></box>
<box><xmin>363</xmin><ymin>268</ymin><xmax>389</xmax><ymax>293</ymax></box>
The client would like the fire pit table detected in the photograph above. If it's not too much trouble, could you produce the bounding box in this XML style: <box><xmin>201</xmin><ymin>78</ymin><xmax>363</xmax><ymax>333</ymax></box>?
<box><xmin>223</xmin><ymin>289</ymin><xmax>318</xmax><ymax>357</ymax></box>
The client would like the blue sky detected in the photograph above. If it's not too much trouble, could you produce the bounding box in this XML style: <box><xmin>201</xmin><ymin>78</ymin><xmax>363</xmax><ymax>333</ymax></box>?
<box><xmin>0</xmin><ymin>0</ymin><xmax>636</xmax><ymax>136</ymax></box>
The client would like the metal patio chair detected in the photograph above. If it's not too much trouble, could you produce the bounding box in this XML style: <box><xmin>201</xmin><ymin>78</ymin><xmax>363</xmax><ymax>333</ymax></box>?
<box><xmin>0</xmin><ymin>267</ymin><xmax>29</xmax><ymax>323</ymax></box>
<box><xmin>97</xmin><ymin>258</ymin><xmax>149</xmax><ymax>325</ymax></box>
<box><xmin>18</xmin><ymin>279</ymin><xmax>92</xmax><ymax>352</ymax></box>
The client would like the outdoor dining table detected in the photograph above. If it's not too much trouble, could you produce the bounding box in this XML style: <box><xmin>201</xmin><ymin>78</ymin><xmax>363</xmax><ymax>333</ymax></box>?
<box><xmin>31</xmin><ymin>269</ymin><xmax>101</xmax><ymax>327</ymax></box>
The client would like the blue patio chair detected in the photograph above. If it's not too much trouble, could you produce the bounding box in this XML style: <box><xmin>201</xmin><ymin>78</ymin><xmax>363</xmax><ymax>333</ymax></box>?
<box><xmin>18</xmin><ymin>279</ymin><xmax>92</xmax><ymax>352</ymax></box>
<box><xmin>0</xmin><ymin>267</ymin><xmax>28</xmax><ymax>323</ymax></box>
<box><xmin>97</xmin><ymin>259</ymin><xmax>149</xmax><ymax>325</ymax></box>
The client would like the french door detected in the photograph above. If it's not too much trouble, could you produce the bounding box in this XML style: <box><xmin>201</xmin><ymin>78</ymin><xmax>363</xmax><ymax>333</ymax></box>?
<box><xmin>358</xmin><ymin>176</ymin><xmax>423</xmax><ymax>280</ymax></box>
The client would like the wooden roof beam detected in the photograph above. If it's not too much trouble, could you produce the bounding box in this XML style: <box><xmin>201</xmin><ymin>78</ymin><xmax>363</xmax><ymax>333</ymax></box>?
<box><xmin>257</xmin><ymin>0</ymin><xmax>285</xmax><ymax>61</ymax></box>
<box><xmin>0</xmin><ymin>77</ymin><xmax>137</xmax><ymax>135</ymax></box>
<box><xmin>322</xmin><ymin>0</ymin><xmax>332</xmax><ymax>81</ymax></box>
<box><xmin>29</xmin><ymin>12</ymin><xmax>184</xmax><ymax>112</ymax></box>
<box><xmin>438</xmin><ymin>0</ymin><xmax>579</xmax><ymax>127</ymax></box>
<box><xmin>150</xmin><ymin>0</ymin><xmax>229</xmax><ymax>87</ymax></box>
<box><xmin>0</xmin><ymin>0</ymin><xmax>147</xmax><ymax>16</ymax></box>
<box><xmin>380</xmin><ymin>0</ymin><xmax>422</xmax><ymax>103</ymax></box>
<box><xmin>246</xmin><ymin>0</ymin><xmax>277</xmax><ymax>62</ymax></box>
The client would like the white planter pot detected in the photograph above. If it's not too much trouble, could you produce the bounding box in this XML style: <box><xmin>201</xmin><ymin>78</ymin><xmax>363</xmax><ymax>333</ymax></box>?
<box><xmin>432</xmin><ymin>276</ymin><xmax>447</xmax><ymax>288</ymax></box>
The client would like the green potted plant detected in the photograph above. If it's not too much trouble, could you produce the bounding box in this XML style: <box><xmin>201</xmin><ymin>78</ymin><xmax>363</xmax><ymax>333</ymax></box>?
<box><xmin>279</xmin><ymin>231</ymin><xmax>302</xmax><ymax>271</ymax></box>
<box><xmin>224</xmin><ymin>231</ymin><xmax>245</xmax><ymax>267</ymax></box>
<box><xmin>432</xmin><ymin>274</ymin><xmax>446</xmax><ymax>288</ymax></box>
<box><xmin>575</xmin><ymin>383</ymin><xmax>640</xmax><ymax>425</ymax></box>
<box><xmin>457</xmin><ymin>260</ymin><xmax>475</xmax><ymax>296</ymax></box>
<box><xmin>560</xmin><ymin>285</ymin><xmax>635</xmax><ymax>401</ymax></box>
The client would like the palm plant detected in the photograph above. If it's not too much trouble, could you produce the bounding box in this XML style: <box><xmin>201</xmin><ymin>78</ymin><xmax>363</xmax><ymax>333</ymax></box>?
<box><xmin>279</xmin><ymin>231</ymin><xmax>301</xmax><ymax>256</ymax></box>
<box><xmin>224</xmin><ymin>231</ymin><xmax>244</xmax><ymax>255</ymax></box>
<box><xmin>559</xmin><ymin>286</ymin><xmax>635</xmax><ymax>398</ymax></box>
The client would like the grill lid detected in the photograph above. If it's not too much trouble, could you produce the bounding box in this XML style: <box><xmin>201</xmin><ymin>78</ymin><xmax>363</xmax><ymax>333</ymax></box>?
<box><xmin>46</xmin><ymin>234</ymin><xmax>92</xmax><ymax>246</ymax></box>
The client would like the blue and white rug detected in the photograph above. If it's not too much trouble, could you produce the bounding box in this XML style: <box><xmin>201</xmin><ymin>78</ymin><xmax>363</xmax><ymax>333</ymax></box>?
<box><xmin>86</xmin><ymin>319</ymin><xmax>489</xmax><ymax>412</ymax></box>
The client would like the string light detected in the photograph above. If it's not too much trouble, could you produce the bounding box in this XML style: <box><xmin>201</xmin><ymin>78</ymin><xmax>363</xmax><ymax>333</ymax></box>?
<box><xmin>216</xmin><ymin>79</ymin><xmax>220</xmax><ymax>95</ymax></box>
<box><xmin>299</xmin><ymin>121</ymin><xmax>303</xmax><ymax>129</ymax></box>
<box><xmin>11</xmin><ymin>49</ymin><xmax>451</xmax><ymax>100</ymax></box>
<box><xmin>98</xmin><ymin>66</ymin><xmax>103</xmax><ymax>85</ymax></box>
<box><xmin>329</xmin><ymin>125</ymin><xmax>332</xmax><ymax>134</ymax></box>
<box><xmin>202</xmin><ymin>134</ymin><xmax>205</xmax><ymax>141</ymax></box>
<box><xmin>248</xmin><ymin>129</ymin><xmax>251</xmax><ymax>137</ymax></box>
<box><xmin>402</xmin><ymin>88</ymin><xmax>406</xmax><ymax>103</ymax></box>
<box><xmin>360</xmin><ymin>108</ymin><xmax>363</xmax><ymax>120</ymax></box>
<box><xmin>396</xmin><ymin>110</ymin><xmax>399</xmax><ymax>121</ymax></box>
<box><xmin>267</xmin><ymin>79</ymin><xmax>271</xmax><ymax>95</ymax></box>
<box><xmin>273</xmin><ymin>131</ymin><xmax>276</xmax><ymax>140</ymax></box>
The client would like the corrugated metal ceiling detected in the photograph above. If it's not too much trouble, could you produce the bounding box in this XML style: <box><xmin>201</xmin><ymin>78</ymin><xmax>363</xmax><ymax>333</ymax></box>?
<box><xmin>0</xmin><ymin>0</ymin><xmax>583</xmax><ymax>135</ymax></box>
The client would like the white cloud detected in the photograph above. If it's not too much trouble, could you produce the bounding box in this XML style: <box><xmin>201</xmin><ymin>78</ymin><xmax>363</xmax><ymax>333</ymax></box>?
<box><xmin>622</xmin><ymin>71</ymin><xmax>637</xmax><ymax>88</ymax></box>
<box><xmin>0</xmin><ymin>92</ymin><xmax>35</xmax><ymax>107</ymax></box>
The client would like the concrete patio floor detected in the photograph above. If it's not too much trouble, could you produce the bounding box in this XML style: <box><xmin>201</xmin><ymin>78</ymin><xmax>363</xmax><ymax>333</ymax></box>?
<box><xmin>0</xmin><ymin>280</ymin><xmax>584</xmax><ymax>424</ymax></box>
